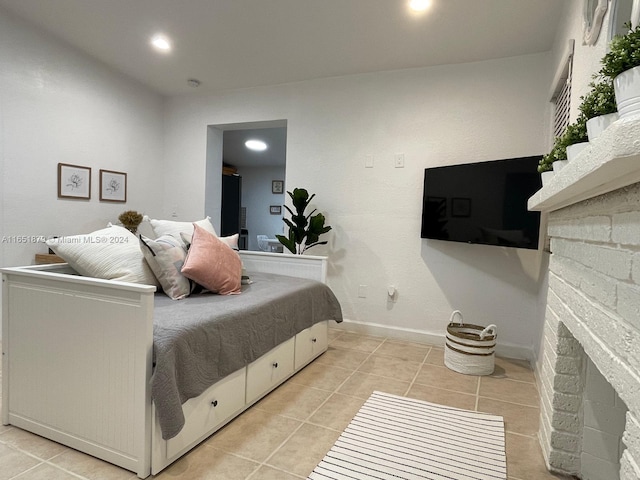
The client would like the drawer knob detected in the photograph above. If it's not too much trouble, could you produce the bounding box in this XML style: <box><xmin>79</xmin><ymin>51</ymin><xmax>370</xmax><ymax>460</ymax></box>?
<box><xmin>211</xmin><ymin>400</ymin><xmax>218</xmax><ymax>407</ymax></box>
<box><xmin>312</xmin><ymin>337</ymin><xmax>317</xmax><ymax>343</ymax></box>
<box><xmin>272</xmin><ymin>362</ymin><xmax>279</xmax><ymax>368</ymax></box>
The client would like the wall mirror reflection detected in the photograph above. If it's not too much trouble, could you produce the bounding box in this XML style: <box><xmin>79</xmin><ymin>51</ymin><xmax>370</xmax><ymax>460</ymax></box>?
<box><xmin>206</xmin><ymin>120</ymin><xmax>287</xmax><ymax>252</ymax></box>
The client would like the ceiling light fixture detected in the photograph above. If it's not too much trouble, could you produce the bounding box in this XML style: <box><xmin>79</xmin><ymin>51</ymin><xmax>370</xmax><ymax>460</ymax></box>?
<box><xmin>245</xmin><ymin>140</ymin><xmax>268</xmax><ymax>151</ymax></box>
<box><xmin>150</xmin><ymin>34</ymin><xmax>172</xmax><ymax>52</ymax></box>
<box><xmin>409</xmin><ymin>0</ymin><xmax>431</xmax><ymax>12</ymax></box>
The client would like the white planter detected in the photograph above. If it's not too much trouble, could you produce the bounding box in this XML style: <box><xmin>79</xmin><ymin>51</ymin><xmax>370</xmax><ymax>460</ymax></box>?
<box><xmin>553</xmin><ymin>160</ymin><xmax>569</xmax><ymax>172</ymax></box>
<box><xmin>586</xmin><ymin>113</ymin><xmax>619</xmax><ymax>141</ymax></box>
<box><xmin>541</xmin><ymin>170</ymin><xmax>555</xmax><ymax>186</ymax></box>
<box><xmin>614</xmin><ymin>66</ymin><xmax>640</xmax><ymax>119</ymax></box>
<box><xmin>566</xmin><ymin>142</ymin><xmax>590</xmax><ymax>162</ymax></box>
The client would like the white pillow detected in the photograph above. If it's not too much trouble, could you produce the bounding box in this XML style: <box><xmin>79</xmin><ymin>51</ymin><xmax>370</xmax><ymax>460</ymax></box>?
<box><xmin>180</xmin><ymin>231</ymin><xmax>239</xmax><ymax>250</ymax></box>
<box><xmin>147</xmin><ymin>216</ymin><xmax>217</xmax><ymax>243</ymax></box>
<box><xmin>46</xmin><ymin>225</ymin><xmax>159</xmax><ymax>286</ymax></box>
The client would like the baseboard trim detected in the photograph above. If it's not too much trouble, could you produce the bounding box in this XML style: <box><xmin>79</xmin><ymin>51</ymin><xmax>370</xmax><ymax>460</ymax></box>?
<box><xmin>334</xmin><ymin>318</ymin><xmax>534</xmax><ymax>362</ymax></box>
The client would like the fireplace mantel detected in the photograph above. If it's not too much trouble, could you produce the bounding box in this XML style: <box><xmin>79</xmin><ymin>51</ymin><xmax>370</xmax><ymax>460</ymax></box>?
<box><xmin>532</xmin><ymin>115</ymin><xmax>640</xmax><ymax>479</ymax></box>
<box><xmin>529</xmin><ymin>117</ymin><xmax>640</xmax><ymax>213</ymax></box>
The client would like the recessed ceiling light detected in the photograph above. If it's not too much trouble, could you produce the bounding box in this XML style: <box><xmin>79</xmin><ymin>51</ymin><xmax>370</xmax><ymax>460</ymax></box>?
<box><xmin>150</xmin><ymin>34</ymin><xmax>172</xmax><ymax>52</ymax></box>
<box><xmin>245</xmin><ymin>140</ymin><xmax>268</xmax><ymax>151</ymax></box>
<box><xmin>409</xmin><ymin>0</ymin><xmax>431</xmax><ymax>12</ymax></box>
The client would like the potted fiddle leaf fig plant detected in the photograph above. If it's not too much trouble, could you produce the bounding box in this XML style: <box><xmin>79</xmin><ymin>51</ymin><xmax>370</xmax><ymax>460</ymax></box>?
<box><xmin>276</xmin><ymin>188</ymin><xmax>332</xmax><ymax>254</ymax></box>
<box><xmin>578</xmin><ymin>80</ymin><xmax>618</xmax><ymax>140</ymax></box>
<box><xmin>599</xmin><ymin>22</ymin><xmax>640</xmax><ymax>119</ymax></box>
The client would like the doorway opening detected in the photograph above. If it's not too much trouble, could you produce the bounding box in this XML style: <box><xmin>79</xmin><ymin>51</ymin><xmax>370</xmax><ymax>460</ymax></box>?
<box><xmin>205</xmin><ymin>120</ymin><xmax>287</xmax><ymax>251</ymax></box>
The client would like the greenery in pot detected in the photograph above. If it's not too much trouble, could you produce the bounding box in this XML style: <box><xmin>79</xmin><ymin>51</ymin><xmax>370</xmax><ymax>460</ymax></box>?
<box><xmin>599</xmin><ymin>23</ymin><xmax>640</xmax><ymax>79</ymax></box>
<box><xmin>537</xmin><ymin>116</ymin><xmax>588</xmax><ymax>173</ymax></box>
<box><xmin>538</xmin><ymin>145</ymin><xmax>559</xmax><ymax>173</ymax></box>
<box><xmin>578</xmin><ymin>80</ymin><xmax>617</xmax><ymax>119</ymax></box>
<box><xmin>276</xmin><ymin>188</ymin><xmax>332</xmax><ymax>254</ymax></box>
<box><xmin>556</xmin><ymin>116</ymin><xmax>588</xmax><ymax>156</ymax></box>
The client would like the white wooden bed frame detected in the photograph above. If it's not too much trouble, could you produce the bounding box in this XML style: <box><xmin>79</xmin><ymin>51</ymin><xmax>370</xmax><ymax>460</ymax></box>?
<box><xmin>1</xmin><ymin>251</ymin><xmax>330</xmax><ymax>478</ymax></box>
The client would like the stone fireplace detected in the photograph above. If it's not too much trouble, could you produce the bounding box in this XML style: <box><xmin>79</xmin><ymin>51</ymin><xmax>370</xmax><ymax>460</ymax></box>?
<box><xmin>529</xmin><ymin>119</ymin><xmax>640</xmax><ymax>479</ymax></box>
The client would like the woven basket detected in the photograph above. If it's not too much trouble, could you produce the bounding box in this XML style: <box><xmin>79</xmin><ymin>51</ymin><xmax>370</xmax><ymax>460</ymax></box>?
<box><xmin>444</xmin><ymin>310</ymin><xmax>497</xmax><ymax>376</ymax></box>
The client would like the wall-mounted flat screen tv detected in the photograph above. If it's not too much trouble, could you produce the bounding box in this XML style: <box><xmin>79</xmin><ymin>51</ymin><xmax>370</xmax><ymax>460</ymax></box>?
<box><xmin>421</xmin><ymin>156</ymin><xmax>542</xmax><ymax>249</ymax></box>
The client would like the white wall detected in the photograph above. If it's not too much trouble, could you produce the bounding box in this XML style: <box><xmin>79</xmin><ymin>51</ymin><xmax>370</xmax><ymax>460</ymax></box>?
<box><xmin>163</xmin><ymin>53</ymin><xmax>554</xmax><ymax>358</ymax></box>
<box><xmin>0</xmin><ymin>7</ymin><xmax>165</xmax><ymax>270</ymax></box>
<box><xmin>534</xmin><ymin>0</ymin><xmax>620</xmax><ymax>364</ymax></box>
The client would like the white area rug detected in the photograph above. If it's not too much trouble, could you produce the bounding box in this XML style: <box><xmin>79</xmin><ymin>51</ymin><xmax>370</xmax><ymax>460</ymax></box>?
<box><xmin>308</xmin><ymin>391</ymin><xmax>506</xmax><ymax>480</ymax></box>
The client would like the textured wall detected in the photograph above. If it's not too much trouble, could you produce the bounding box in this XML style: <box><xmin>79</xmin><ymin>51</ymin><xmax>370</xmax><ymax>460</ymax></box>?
<box><xmin>538</xmin><ymin>182</ymin><xmax>640</xmax><ymax>478</ymax></box>
<box><xmin>0</xmin><ymin>8</ymin><xmax>165</xmax><ymax>270</ymax></box>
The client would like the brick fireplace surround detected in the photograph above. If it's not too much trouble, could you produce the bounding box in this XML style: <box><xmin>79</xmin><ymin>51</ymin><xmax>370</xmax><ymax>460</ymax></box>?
<box><xmin>529</xmin><ymin>118</ymin><xmax>640</xmax><ymax>479</ymax></box>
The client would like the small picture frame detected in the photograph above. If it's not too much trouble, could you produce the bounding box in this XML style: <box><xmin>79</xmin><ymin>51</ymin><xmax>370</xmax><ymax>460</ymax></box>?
<box><xmin>58</xmin><ymin>163</ymin><xmax>91</xmax><ymax>199</ymax></box>
<box><xmin>270</xmin><ymin>205</ymin><xmax>282</xmax><ymax>215</ymax></box>
<box><xmin>272</xmin><ymin>180</ymin><xmax>284</xmax><ymax>194</ymax></box>
<box><xmin>100</xmin><ymin>169</ymin><xmax>127</xmax><ymax>202</ymax></box>
<box><xmin>451</xmin><ymin>197</ymin><xmax>471</xmax><ymax>218</ymax></box>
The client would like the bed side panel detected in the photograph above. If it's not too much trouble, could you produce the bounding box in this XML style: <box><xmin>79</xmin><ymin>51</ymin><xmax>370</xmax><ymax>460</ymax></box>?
<box><xmin>2</xmin><ymin>271</ymin><xmax>153</xmax><ymax>477</ymax></box>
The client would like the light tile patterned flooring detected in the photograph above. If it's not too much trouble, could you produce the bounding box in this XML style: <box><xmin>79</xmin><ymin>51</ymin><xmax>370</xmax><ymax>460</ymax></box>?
<box><xmin>0</xmin><ymin>329</ymin><xmax>574</xmax><ymax>480</ymax></box>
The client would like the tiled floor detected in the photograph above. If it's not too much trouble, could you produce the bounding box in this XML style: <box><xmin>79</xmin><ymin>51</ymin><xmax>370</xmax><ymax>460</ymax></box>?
<box><xmin>0</xmin><ymin>329</ymin><xmax>573</xmax><ymax>480</ymax></box>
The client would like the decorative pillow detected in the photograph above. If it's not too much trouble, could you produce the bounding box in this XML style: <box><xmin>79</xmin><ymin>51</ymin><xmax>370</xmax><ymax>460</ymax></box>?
<box><xmin>181</xmin><ymin>224</ymin><xmax>242</xmax><ymax>295</ymax></box>
<box><xmin>180</xmin><ymin>231</ymin><xmax>239</xmax><ymax>250</ymax></box>
<box><xmin>139</xmin><ymin>234</ymin><xmax>190</xmax><ymax>300</ymax></box>
<box><xmin>46</xmin><ymin>225</ymin><xmax>159</xmax><ymax>286</ymax></box>
<box><xmin>147</xmin><ymin>216</ymin><xmax>217</xmax><ymax>244</ymax></box>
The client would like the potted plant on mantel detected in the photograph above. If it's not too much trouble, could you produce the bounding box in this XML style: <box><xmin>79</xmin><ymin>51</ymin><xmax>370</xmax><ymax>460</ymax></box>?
<box><xmin>599</xmin><ymin>23</ymin><xmax>640</xmax><ymax>119</ymax></box>
<box><xmin>537</xmin><ymin>116</ymin><xmax>589</xmax><ymax>185</ymax></box>
<box><xmin>276</xmin><ymin>188</ymin><xmax>332</xmax><ymax>255</ymax></box>
<box><xmin>556</xmin><ymin>116</ymin><xmax>589</xmax><ymax>165</ymax></box>
<box><xmin>578</xmin><ymin>79</ymin><xmax>618</xmax><ymax>141</ymax></box>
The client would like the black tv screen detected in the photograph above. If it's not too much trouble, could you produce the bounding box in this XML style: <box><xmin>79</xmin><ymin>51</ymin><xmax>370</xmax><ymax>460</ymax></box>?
<box><xmin>421</xmin><ymin>156</ymin><xmax>542</xmax><ymax>249</ymax></box>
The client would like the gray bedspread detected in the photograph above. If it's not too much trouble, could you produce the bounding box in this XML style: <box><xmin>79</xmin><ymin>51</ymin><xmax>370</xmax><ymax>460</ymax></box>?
<box><xmin>151</xmin><ymin>272</ymin><xmax>343</xmax><ymax>440</ymax></box>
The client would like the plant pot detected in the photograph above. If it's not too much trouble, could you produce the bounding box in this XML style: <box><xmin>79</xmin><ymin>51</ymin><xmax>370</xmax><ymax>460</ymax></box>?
<box><xmin>614</xmin><ymin>66</ymin><xmax>640</xmax><ymax>119</ymax></box>
<box><xmin>566</xmin><ymin>142</ymin><xmax>590</xmax><ymax>162</ymax></box>
<box><xmin>541</xmin><ymin>170</ymin><xmax>555</xmax><ymax>186</ymax></box>
<box><xmin>586</xmin><ymin>113</ymin><xmax>619</xmax><ymax>141</ymax></box>
<box><xmin>552</xmin><ymin>160</ymin><xmax>569</xmax><ymax>172</ymax></box>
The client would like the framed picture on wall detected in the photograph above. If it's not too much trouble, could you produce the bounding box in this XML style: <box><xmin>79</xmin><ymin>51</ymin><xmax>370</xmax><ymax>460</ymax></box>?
<box><xmin>272</xmin><ymin>180</ymin><xmax>284</xmax><ymax>194</ymax></box>
<box><xmin>99</xmin><ymin>169</ymin><xmax>127</xmax><ymax>202</ymax></box>
<box><xmin>270</xmin><ymin>205</ymin><xmax>282</xmax><ymax>215</ymax></box>
<box><xmin>58</xmin><ymin>163</ymin><xmax>91</xmax><ymax>199</ymax></box>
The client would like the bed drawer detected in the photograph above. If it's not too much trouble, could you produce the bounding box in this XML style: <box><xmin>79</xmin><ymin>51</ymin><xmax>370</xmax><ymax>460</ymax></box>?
<box><xmin>246</xmin><ymin>337</ymin><xmax>295</xmax><ymax>404</ymax></box>
<box><xmin>294</xmin><ymin>321</ymin><xmax>328</xmax><ymax>370</ymax></box>
<box><xmin>165</xmin><ymin>368</ymin><xmax>246</xmax><ymax>459</ymax></box>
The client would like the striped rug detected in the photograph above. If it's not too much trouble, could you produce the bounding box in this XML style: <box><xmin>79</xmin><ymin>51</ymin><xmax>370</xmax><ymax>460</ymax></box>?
<box><xmin>308</xmin><ymin>391</ymin><xmax>506</xmax><ymax>480</ymax></box>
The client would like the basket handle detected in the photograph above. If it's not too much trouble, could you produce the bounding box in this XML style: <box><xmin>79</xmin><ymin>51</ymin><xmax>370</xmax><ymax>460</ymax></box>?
<box><xmin>449</xmin><ymin>310</ymin><xmax>464</xmax><ymax>325</ymax></box>
<box><xmin>480</xmin><ymin>324</ymin><xmax>497</xmax><ymax>339</ymax></box>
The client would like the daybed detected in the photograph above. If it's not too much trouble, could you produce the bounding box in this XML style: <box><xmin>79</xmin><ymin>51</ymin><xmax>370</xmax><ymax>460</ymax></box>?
<box><xmin>1</xmin><ymin>249</ymin><xmax>342</xmax><ymax>478</ymax></box>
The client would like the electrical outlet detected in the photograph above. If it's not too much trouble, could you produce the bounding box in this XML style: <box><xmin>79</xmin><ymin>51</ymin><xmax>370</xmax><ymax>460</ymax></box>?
<box><xmin>394</xmin><ymin>153</ymin><xmax>405</xmax><ymax>168</ymax></box>
<box><xmin>358</xmin><ymin>285</ymin><xmax>368</xmax><ymax>298</ymax></box>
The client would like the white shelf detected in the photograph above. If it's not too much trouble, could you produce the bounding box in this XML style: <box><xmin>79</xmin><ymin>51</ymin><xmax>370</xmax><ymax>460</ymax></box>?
<box><xmin>528</xmin><ymin>116</ymin><xmax>640</xmax><ymax>213</ymax></box>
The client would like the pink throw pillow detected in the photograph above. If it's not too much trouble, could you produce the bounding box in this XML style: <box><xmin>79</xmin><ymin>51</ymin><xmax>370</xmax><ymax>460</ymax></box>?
<box><xmin>181</xmin><ymin>224</ymin><xmax>242</xmax><ymax>295</ymax></box>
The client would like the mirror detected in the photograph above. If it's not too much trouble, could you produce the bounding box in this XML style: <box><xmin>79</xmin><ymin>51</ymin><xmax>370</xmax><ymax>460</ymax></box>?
<box><xmin>205</xmin><ymin>120</ymin><xmax>287</xmax><ymax>252</ymax></box>
<box><xmin>609</xmin><ymin>0</ymin><xmax>640</xmax><ymax>40</ymax></box>
<box><xmin>583</xmin><ymin>0</ymin><xmax>609</xmax><ymax>45</ymax></box>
